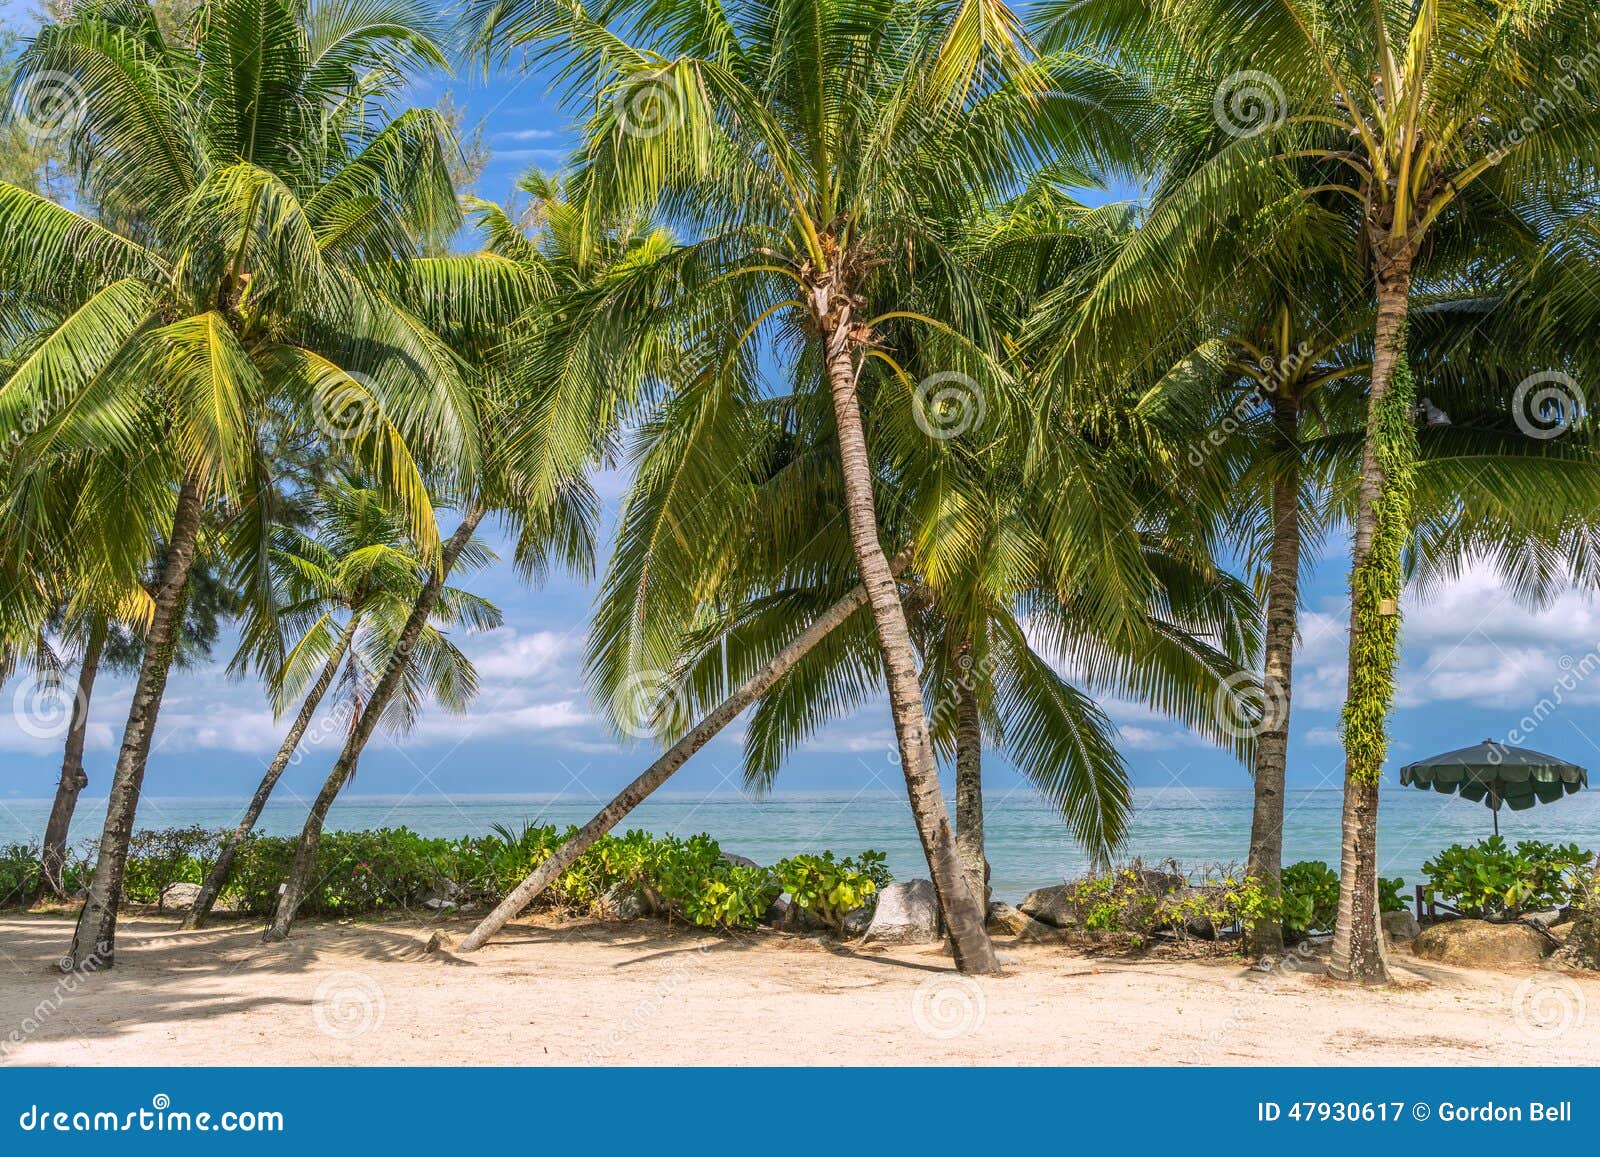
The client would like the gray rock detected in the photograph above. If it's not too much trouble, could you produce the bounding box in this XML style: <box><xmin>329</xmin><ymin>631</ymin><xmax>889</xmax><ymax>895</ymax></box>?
<box><xmin>423</xmin><ymin>897</ymin><xmax>457</xmax><ymax>911</ymax></box>
<box><xmin>1524</xmin><ymin>909</ymin><xmax>1564</xmax><ymax>930</ymax></box>
<box><xmin>1382</xmin><ymin>909</ymin><xmax>1421</xmax><ymax>941</ymax></box>
<box><xmin>1018</xmin><ymin>884</ymin><xmax>1081</xmax><ymax>929</ymax></box>
<box><xmin>987</xmin><ymin>901</ymin><xmax>1061</xmax><ymax>941</ymax></box>
<box><xmin>777</xmin><ymin>899</ymin><xmax>831</xmax><ymax>933</ymax></box>
<box><xmin>721</xmin><ymin>852</ymin><xmax>761</xmax><ymax>870</ymax></box>
<box><xmin>842</xmin><ymin>903</ymin><xmax>875</xmax><ymax>938</ymax></box>
<box><xmin>1413</xmin><ymin>918</ymin><xmax>1551</xmax><ymax>966</ymax></box>
<box><xmin>160</xmin><ymin>882</ymin><xmax>201</xmax><ymax>911</ymax></box>
<box><xmin>599</xmin><ymin>882</ymin><xmax>655</xmax><ymax>920</ymax></box>
<box><xmin>862</xmin><ymin>879</ymin><xmax>943</xmax><ymax>944</ymax></box>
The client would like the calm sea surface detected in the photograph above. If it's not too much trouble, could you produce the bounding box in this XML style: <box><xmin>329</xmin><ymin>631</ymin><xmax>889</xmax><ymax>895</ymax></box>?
<box><xmin>2</xmin><ymin>788</ymin><xmax>1595</xmax><ymax>902</ymax></box>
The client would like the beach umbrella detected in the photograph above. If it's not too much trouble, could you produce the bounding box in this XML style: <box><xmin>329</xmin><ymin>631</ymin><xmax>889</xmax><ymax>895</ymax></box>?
<box><xmin>1400</xmin><ymin>740</ymin><xmax>1588</xmax><ymax>835</ymax></box>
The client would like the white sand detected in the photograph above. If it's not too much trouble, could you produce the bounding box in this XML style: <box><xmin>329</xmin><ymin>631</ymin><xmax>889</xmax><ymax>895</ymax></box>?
<box><xmin>1</xmin><ymin>914</ymin><xmax>1595</xmax><ymax>1066</ymax></box>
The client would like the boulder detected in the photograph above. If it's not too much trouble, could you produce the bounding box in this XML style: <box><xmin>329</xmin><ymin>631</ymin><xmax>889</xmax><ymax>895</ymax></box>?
<box><xmin>1382</xmin><ymin>910</ymin><xmax>1421</xmax><ymax>941</ymax></box>
<box><xmin>987</xmin><ymin>901</ymin><xmax>1060</xmax><ymax>941</ymax></box>
<box><xmin>721</xmin><ymin>852</ymin><xmax>762</xmax><ymax>870</ymax></box>
<box><xmin>598</xmin><ymin>882</ymin><xmax>657</xmax><ymax>921</ymax></box>
<box><xmin>1412</xmin><ymin>918</ymin><xmax>1551</xmax><ymax>967</ymax></box>
<box><xmin>842</xmin><ymin>902</ymin><xmax>875</xmax><ymax>939</ymax></box>
<box><xmin>1018</xmin><ymin>885</ymin><xmax>1081</xmax><ymax>929</ymax></box>
<box><xmin>160</xmin><ymin>882</ymin><xmax>201</xmax><ymax>912</ymax></box>
<box><xmin>1524</xmin><ymin>909</ymin><xmax>1564</xmax><ymax>930</ymax></box>
<box><xmin>862</xmin><ymin>879</ymin><xmax>943</xmax><ymax>944</ymax></box>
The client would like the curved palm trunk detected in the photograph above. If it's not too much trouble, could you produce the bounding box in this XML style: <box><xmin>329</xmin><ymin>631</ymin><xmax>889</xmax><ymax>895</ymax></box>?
<box><xmin>32</xmin><ymin>614</ymin><xmax>107</xmax><ymax>904</ymax></box>
<box><xmin>1330</xmin><ymin>257</ymin><xmax>1415</xmax><ymax>984</ymax></box>
<box><xmin>264</xmin><ymin>508</ymin><xmax>485</xmax><ymax>941</ymax></box>
<box><xmin>65</xmin><ymin>474</ymin><xmax>204</xmax><ymax>970</ymax></box>
<box><xmin>458</xmin><ymin>566</ymin><xmax>896</xmax><ymax>952</ymax></box>
<box><xmin>1246</xmin><ymin>402</ymin><xmax>1300</xmax><ymax>956</ymax></box>
<box><xmin>953</xmin><ymin>648</ymin><xmax>987</xmax><ymax>909</ymax></box>
<box><xmin>816</xmin><ymin>290</ymin><xmax>998</xmax><ymax>975</ymax></box>
<box><xmin>183</xmin><ymin>615</ymin><xmax>360</xmax><ymax>930</ymax></box>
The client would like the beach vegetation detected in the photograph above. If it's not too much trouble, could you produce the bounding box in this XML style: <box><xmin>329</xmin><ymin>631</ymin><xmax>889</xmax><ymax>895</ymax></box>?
<box><xmin>1422</xmin><ymin>837</ymin><xmax>1594</xmax><ymax>919</ymax></box>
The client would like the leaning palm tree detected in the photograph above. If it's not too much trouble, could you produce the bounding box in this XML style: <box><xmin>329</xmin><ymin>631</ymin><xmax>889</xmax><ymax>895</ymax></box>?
<box><xmin>1037</xmin><ymin>0</ymin><xmax>1600</xmax><ymax>982</ymax></box>
<box><xmin>468</xmin><ymin>0</ymin><xmax>1148</xmax><ymax>973</ymax></box>
<box><xmin>184</xmin><ymin>481</ymin><xmax>500</xmax><ymax>928</ymax></box>
<box><xmin>0</xmin><ymin>0</ymin><xmax>476</xmax><ymax>968</ymax></box>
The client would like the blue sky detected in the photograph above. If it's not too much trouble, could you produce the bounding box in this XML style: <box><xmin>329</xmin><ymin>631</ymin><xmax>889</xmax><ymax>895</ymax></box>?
<box><xmin>4</xmin><ymin>10</ymin><xmax>1600</xmax><ymax>806</ymax></box>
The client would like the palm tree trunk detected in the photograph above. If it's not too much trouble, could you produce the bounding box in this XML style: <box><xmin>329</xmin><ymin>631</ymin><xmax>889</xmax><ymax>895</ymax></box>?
<box><xmin>65</xmin><ymin>473</ymin><xmax>205</xmax><ymax>970</ymax></box>
<box><xmin>183</xmin><ymin>615</ymin><xmax>360</xmax><ymax>930</ymax></box>
<box><xmin>1246</xmin><ymin>400</ymin><xmax>1300</xmax><ymax>956</ymax></box>
<box><xmin>1330</xmin><ymin>254</ymin><xmax>1416</xmax><ymax>984</ymax></box>
<box><xmin>816</xmin><ymin>290</ymin><xmax>999</xmax><ymax>975</ymax></box>
<box><xmin>953</xmin><ymin>643</ymin><xmax>987</xmax><ymax>910</ymax></box>
<box><xmin>458</xmin><ymin>563</ymin><xmax>898</xmax><ymax>952</ymax></box>
<box><xmin>32</xmin><ymin>614</ymin><xmax>107</xmax><ymax>904</ymax></box>
<box><xmin>264</xmin><ymin>508</ymin><xmax>485</xmax><ymax>941</ymax></box>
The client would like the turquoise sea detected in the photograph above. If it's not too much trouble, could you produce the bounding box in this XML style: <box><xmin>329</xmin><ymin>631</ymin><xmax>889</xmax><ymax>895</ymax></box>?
<box><xmin>4</xmin><ymin>787</ymin><xmax>1596</xmax><ymax>902</ymax></box>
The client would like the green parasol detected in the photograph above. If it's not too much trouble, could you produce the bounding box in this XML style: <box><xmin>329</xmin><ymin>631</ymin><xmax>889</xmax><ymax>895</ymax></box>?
<box><xmin>1400</xmin><ymin>740</ymin><xmax>1588</xmax><ymax>835</ymax></box>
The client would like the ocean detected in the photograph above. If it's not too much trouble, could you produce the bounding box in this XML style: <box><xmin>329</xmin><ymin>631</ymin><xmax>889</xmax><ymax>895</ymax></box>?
<box><xmin>4</xmin><ymin>786</ymin><xmax>1596</xmax><ymax>902</ymax></box>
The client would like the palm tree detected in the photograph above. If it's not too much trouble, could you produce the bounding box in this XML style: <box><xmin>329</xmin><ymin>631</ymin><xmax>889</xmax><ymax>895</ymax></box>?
<box><xmin>468</xmin><ymin>0</ymin><xmax>1149</xmax><ymax>973</ymax></box>
<box><xmin>184</xmin><ymin>482</ymin><xmax>500</xmax><ymax>928</ymax></box>
<box><xmin>1037</xmin><ymin>0</ymin><xmax>1600</xmax><ymax>982</ymax></box>
<box><xmin>261</xmin><ymin>174</ymin><xmax>614</xmax><ymax>940</ymax></box>
<box><xmin>1</xmin><ymin>0</ymin><xmax>476</xmax><ymax>968</ymax></box>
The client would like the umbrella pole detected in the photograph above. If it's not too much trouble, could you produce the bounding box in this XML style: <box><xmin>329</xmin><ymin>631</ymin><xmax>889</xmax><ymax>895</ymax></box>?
<box><xmin>1490</xmin><ymin>785</ymin><xmax>1499</xmax><ymax>837</ymax></box>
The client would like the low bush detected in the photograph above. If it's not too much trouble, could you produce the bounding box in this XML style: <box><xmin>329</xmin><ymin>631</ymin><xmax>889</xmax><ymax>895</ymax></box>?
<box><xmin>770</xmin><ymin>850</ymin><xmax>891</xmax><ymax>929</ymax></box>
<box><xmin>1423</xmin><ymin>836</ymin><xmax>1594</xmax><ymax>918</ymax></box>
<box><xmin>1054</xmin><ymin>861</ymin><xmax>1273</xmax><ymax>946</ymax></box>
<box><xmin>0</xmin><ymin>824</ymin><xmax>893</xmax><ymax>931</ymax></box>
<box><xmin>1279</xmin><ymin>860</ymin><xmax>1407</xmax><ymax>939</ymax></box>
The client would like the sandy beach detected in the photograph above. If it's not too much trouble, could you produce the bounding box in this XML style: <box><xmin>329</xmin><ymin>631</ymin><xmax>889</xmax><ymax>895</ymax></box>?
<box><xmin>1</xmin><ymin>914</ymin><xmax>1594</xmax><ymax>1066</ymax></box>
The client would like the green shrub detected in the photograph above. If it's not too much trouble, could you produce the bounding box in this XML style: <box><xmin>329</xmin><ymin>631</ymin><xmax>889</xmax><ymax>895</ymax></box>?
<box><xmin>1279</xmin><ymin>860</ymin><xmax>1339</xmax><ymax>936</ymax></box>
<box><xmin>771</xmin><ymin>850</ymin><xmax>890</xmax><ymax>929</ymax></box>
<box><xmin>0</xmin><ymin>844</ymin><xmax>40</xmax><ymax>907</ymax></box>
<box><xmin>1423</xmin><ymin>836</ymin><xmax>1593</xmax><ymax>918</ymax></box>
<box><xmin>1279</xmin><ymin>860</ymin><xmax>1408</xmax><ymax>937</ymax></box>
<box><xmin>1053</xmin><ymin>862</ymin><xmax>1272</xmax><ymax>946</ymax></box>
<box><xmin>123</xmin><ymin>826</ymin><xmax>223</xmax><ymax>908</ymax></box>
<box><xmin>225</xmin><ymin>828</ymin><xmax>452</xmax><ymax>917</ymax></box>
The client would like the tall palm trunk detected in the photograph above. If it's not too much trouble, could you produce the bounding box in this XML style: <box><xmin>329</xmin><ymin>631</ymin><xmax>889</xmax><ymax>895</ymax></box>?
<box><xmin>264</xmin><ymin>508</ymin><xmax>485</xmax><ymax>941</ymax></box>
<box><xmin>1246</xmin><ymin>400</ymin><xmax>1301</xmax><ymax>956</ymax></box>
<box><xmin>32</xmin><ymin>614</ymin><xmax>107</xmax><ymax>904</ymax></box>
<box><xmin>814</xmin><ymin>281</ymin><xmax>998</xmax><ymax>975</ymax></box>
<box><xmin>458</xmin><ymin>564</ymin><xmax>898</xmax><ymax>952</ymax></box>
<box><xmin>953</xmin><ymin>644</ymin><xmax>986</xmax><ymax>909</ymax></box>
<box><xmin>183</xmin><ymin>615</ymin><xmax>361</xmax><ymax>930</ymax></box>
<box><xmin>1330</xmin><ymin>253</ymin><xmax>1416</xmax><ymax>984</ymax></box>
<box><xmin>65</xmin><ymin>474</ymin><xmax>204</xmax><ymax>970</ymax></box>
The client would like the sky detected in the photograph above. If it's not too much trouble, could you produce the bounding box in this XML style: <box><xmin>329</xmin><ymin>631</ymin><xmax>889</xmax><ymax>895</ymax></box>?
<box><xmin>4</xmin><ymin>7</ymin><xmax>1600</xmax><ymax>807</ymax></box>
